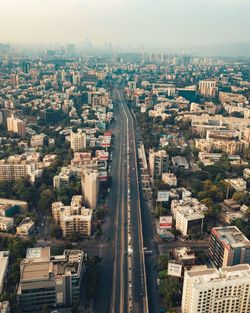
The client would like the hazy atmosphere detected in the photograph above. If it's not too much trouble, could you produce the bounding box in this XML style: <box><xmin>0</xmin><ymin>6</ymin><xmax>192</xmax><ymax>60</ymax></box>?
<box><xmin>0</xmin><ymin>0</ymin><xmax>250</xmax><ymax>49</ymax></box>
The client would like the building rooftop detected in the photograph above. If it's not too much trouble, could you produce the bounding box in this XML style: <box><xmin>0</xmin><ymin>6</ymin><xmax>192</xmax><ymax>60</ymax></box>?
<box><xmin>188</xmin><ymin>264</ymin><xmax>250</xmax><ymax>286</ymax></box>
<box><xmin>212</xmin><ymin>226</ymin><xmax>250</xmax><ymax>249</ymax></box>
<box><xmin>20</xmin><ymin>247</ymin><xmax>84</xmax><ymax>283</ymax></box>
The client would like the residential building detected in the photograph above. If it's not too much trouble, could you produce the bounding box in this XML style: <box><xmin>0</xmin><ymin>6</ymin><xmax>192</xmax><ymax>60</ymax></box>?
<box><xmin>162</xmin><ymin>172</ymin><xmax>177</xmax><ymax>187</ymax></box>
<box><xmin>198</xmin><ymin>80</ymin><xmax>218</xmax><ymax>97</ymax></box>
<box><xmin>209</xmin><ymin>226</ymin><xmax>250</xmax><ymax>268</ymax></box>
<box><xmin>17</xmin><ymin>247</ymin><xmax>85</xmax><ymax>313</ymax></box>
<box><xmin>149</xmin><ymin>149</ymin><xmax>169</xmax><ymax>179</ymax></box>
<box><xmin>0</xmin><ymin>251</ymin><xmax>9</xmax><ymax>294</ymax></box>
<box><xmin>81</xmin><ymin>170</ymin><xmax>99</xmax><ymax>209</ymax></box>
<box><xmin>172</xmin><ymin>247</ymin><xmax>196</xmax><ymax>266</ymax></box>
<box><xmin>225</xmin><ymin>178</ymin><xmax>247</xmax><ymax>192</ymax></box>
<box><xmin>52</xmin><ymin>196</ymin><xmax>93</xmax><ymax>237</ymax></box>
<box><xmin>53</xmin><ymin>167</ymin><xmax>72</xmax><ymax>189</ymax></box>
<box><xmin>243</xmin><ymin>168</ymin><xmax>250</xmax><ymax>179</ymax></box>
<box><xmin>0</xmin><ymin>217</ymin><xmax>14</xmax><ymax>232</ymax></box>
<box><xmin>182</xmin><ymin>264</ymin><xmax>250</xmax><ymax>313</ymax></box>
<box><xmin>0</xmin><ymin>153</ymin><xmax>49</xmax><ymax>182</ymax></box>
<box><xmin>7</xmin><ymin>116</ymin><xmax>26</xmax><ymax>137</ymax></box>
<box><xmin>171</xmin><ymin>198</ymin><xmax>207</xmax><ymax>236</ymax></box>
<box><xmin>30</xmin><ymin>134</ymin><xmax>46</xmax><ymax>148</ymax></box>
<box><xmin>70</xmin><ymin>129</ymin><xmax>86</xmax><ymax>152</ymax></box>
<box><xmin>16</xmin><ymin>218</ymin><xmax>35</xmax><ymax>237</ymax></box>
<box><xmin>0</xmin><ymin>199</ymin><xmax>28</xmax><ymax>215</ymax></box>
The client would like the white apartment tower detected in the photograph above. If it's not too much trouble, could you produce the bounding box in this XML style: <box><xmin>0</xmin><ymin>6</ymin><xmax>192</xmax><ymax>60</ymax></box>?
<box><xmin>70</xmin><ymin>130</ymin><xmax>86</xmax><ymax>152</ymax></box>
<box><xmin>182</xmin><ymin>264</ymin><xmax>250</xmax><ymax>313</ymax></box>
<box><xmin>81</xmin><ymin>170</ymin><xmax>99</xmax><ymax>209</ymax></box>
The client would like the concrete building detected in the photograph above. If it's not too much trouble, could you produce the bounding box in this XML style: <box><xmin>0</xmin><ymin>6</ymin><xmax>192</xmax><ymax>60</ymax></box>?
<box><xmin>0</xmin><ymin>251</ymin><xmax>9</xmax><ymax>294</ymax></box>
<box><xmin>199</xmin><ymin>80</ymin><xmax>218</xmax><ymax>97</ymax></box>
<box><xmin>52</xmin><ymin>196</ymin><xmax>93</xmax><ymax>237</ymax></box>
<box><xmin>0</xmin><ymin>301</ymin><xmax>10</xmax><ymax>313</ymax></box>
<box><xmin>53</xmin><ymin>167</ymin><xmax>72</xmax><ymax>189</ymax></box>
<box><xmin>225</xmin><ymin>178</ymin><xmax>247</xmax><ymax>192</ymax></box>
<box><xmin>182</xmin><ymin>264</ymin><xmax>250</xmax><ymax>313</ymax></box>
<box><xmin>0</xmin><ymin>217</ymin><xmax>14</xmax><ymax>232</ymax></box>
<box><xmin>149</xmin><ymin>149</ymin><xmax>169</xmax><ymax>179</ymax></box>
<box><xmin>70</xmin><ymin>129</ymin><xmax>86</xmax><ymax>152</ymax></box>
<box><xmin>243</xmin><ymin>168</ymin><xmax>250</xmax><ymax>179</ymax></box>
<box><xmin>81</xmin><ymin>170</ymin><xmax>99</xmax><ymax>209</ymax></box>
<box><xmin>30</xmin><ymin>134</ymin><xmax>46</xmax><ymax>148</ymax></box>
<box><xmin>0</xmin><ymin>199</ymin><xmax>28</xmax><ymax>215</ymax></box>
<box><xmin>162</xmin><ymin>172</ymin><xmax>177</xmax><ymax>187</ymax></box>
<box><xmin>16</xmin><ymin>218</ymin><xmax>35</xmax><ymax>237</ymax></box>
<box><xmin>172</xmin><ymin>247</ymin><xmax>196</xmax><ymax>266</ymax></box>
<box><xmin>171</xmin><ymin>198</ymin><xmax>207</xmax><ymax>236</ymax></box>
<box><xmin>209</xmin><ymin>226</ymin><xmax>250</xmax><ymax>268</ymax></box>
<box><xmin>17</xmin><ymin>247</ymin><xmax>85</xmax><ymax>313</ymax></box>
<box><xmin>7</xmin><ymin>116</ymin><xmax>26</xmax><ymax>137</ymax></box>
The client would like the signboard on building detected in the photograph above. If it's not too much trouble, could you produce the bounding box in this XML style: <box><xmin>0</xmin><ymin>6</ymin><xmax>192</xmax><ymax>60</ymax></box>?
<box><xmin>159</xmin><ymin>216</ymin><xmax>172</xmax><ymax>229</ymax></box>
<box><xmin>157</xmin><ymin>191</ymin><xmax>169</xmax><ymax>202</ymax></box>
<box><xmin>168</xmin><ymin>262</ymin><xmax>182</xmax><ymax>277</ymax></box>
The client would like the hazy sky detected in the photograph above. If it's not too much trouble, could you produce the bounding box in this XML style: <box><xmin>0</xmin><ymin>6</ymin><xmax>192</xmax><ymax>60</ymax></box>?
<box><xmin>0</xmin><ymin>0</ymin><xmax>250</xmax><ymax>48</ymax></box>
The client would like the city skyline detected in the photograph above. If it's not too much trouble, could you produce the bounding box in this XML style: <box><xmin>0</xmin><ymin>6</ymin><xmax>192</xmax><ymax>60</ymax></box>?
<box><xmin>1</xmin><ymin>0</ymin><xmax>250</xmax><ymax>49</ymax></box>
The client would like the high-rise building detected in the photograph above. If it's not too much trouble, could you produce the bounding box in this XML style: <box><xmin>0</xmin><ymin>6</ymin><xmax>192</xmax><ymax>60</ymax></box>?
<box><xmin>182</xmin><ymin>264</ymin><xmax>250</xmax><ymax>313</ymax></box>
<box><xmin>149</xmin><ymin>149</ymin><xmax>169</xmax><ymax>179</ymax></box>
<box><xmin>209</xmin><ymin>226</ymin><xmax>250</xmax><ymax>268</ymax></box>
<box><xmin>199</xmin><ymin>80</ymin><xmax>218</xmax><ymax>97</ymax></box>
<box><xmin>81</xmin><ymin>170</ymin><xmax>99</xmax><ymax>209</ymax></box>
<box><xmin>52</xmin><ymin>195</ymin><xmax>93</xmax><ymax>237</ymax></box>
<box><xmin>0</xmin><ymin>251</ymin><xmax>9</xmax><ymax>294</ymax></box>
<box><xmin>70</xmin><ymin>130</ymin><xmax>86</xmax><ymax>152</ymax></box>
<box><xmin>17</xmin><ymin>247</ymin><xmax>85</xmax><ymax>312</ymax></box>
<box><xmin>7</xmin><ymin>115</ymin><xmax>26</xmax><ymax>137</ymax></box>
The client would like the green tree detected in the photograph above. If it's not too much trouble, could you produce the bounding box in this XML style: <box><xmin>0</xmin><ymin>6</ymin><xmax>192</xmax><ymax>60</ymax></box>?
<box><xmin>38</xmin><ymin>188</ymin><xmax>55</xmax><ymax>211</ymax></box>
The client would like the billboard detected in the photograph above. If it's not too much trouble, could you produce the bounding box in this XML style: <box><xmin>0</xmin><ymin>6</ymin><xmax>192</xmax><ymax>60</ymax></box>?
<box><xmin>159</xmin><ymin>216</ymin><xmax>172</xmax><ymax>229</ymax></box>
<box><xmin>168</xmin><ymin>262</ymin><xmax>182</xmax><ymax>278</ymax></box>
<box><xmin>98</xmin><ymin>171</ymin><xmax>108</xmax><ymax>181</ymax></box>
<box><xmin>157</xmin><ymin>191</ymin><xmax>169</xmax><ymax>202</ymax></box>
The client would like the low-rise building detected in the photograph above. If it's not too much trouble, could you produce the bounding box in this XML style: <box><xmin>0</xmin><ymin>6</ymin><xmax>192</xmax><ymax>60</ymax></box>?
<box><xmin>0</xmin><ymin>217</ymin><xmax>14</xmax><ymax>232</ymax></box>
<box><xmin>53</xmin><ymin>167</ymin><xmax>72</xmax><ymax>189</ymax></box>
<box><xmin>16</xmin><ymin>218</ymin><xmax>35</xmax><ymax>237</ymax></box>
<box><xmin>162</xmin><ymin>172</ymin><xmax>177</xmax><ymax>187</ymax></box>
<box><xmin>52</xmin><ymin>195</ymin><xmax>93</xmax><ymax>237</ymax></box>
<box><xmin>172</xmin><ymin>156</ymin><xmax>189</xmax><ymax>170</ymax></box>
<box><xmin>243</xmin><ymin>168</ymin><xmax>250</xmax><ymax>179</ymax></box>
<box><xmin>225</xmin><ymin>178</ymin><xmax>247</xmax><ymax>191</ymax></box>
<box><xmin>0</xmin><ymin>199</ymin><xmax>28</xmax><ymax>216</ymax></box>
<box><xmin>30</xmin><ymin>134</ymin><xmax>46</xmax><ymax>148</ymax></box>
<box><xmin>171</xmin><ymin>198</ymin><xmax>207</xmax><ymax>236</ymax></box>
<box><xmin>172</xmin><ymin>247</ymin><xmax>196</xmax><ymax>266</ymax></box>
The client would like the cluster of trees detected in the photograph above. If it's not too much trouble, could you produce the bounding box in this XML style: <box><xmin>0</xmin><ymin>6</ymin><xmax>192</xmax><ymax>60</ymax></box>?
<box><xmin>156</xmin><ymin>256</ymin><xmax>182</xmax><ymax>311</ymax></box>
<box><xmin>0</xmin><ymin>237</ymin><xmax>35</xmax><ymax>312</ymax></box>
